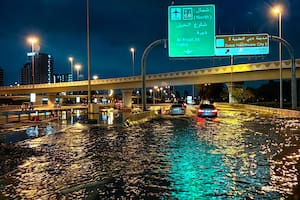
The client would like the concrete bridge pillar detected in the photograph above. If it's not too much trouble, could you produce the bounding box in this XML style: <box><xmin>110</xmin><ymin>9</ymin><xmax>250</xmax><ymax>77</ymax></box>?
<box><xmin>47</xmin><ymin>93</ymin><xmax>57</xmax><ymax>108</ymax></box>
<box><xmin>226</xmin><ymin>83</ymin><xmax>238</xmax><ymax>103</ymax></box>
<box><xmin>34</xmin><ymin>96</ymin><xmax>44</xmax><ymax>106</ymax></box>
<box><xmin>122</xmin><ymin>89</ymin><xmax>133</xmax><ymax>109</ymax></box>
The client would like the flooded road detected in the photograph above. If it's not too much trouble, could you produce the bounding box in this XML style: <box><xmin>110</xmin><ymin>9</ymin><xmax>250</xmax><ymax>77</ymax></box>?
<box><xmin>0</xmin><ymin>106</ymin><xmax>300</xmax><ymax>199</ymax></box>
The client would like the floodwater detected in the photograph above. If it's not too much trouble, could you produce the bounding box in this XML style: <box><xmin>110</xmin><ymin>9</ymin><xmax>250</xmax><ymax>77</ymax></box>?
<box><xmin>0</xmin><ymin>107</ymin><xmax>300</xmax><ymax>199</ymax></box>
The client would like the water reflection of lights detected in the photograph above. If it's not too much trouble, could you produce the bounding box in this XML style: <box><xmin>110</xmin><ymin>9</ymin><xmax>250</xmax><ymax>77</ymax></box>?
<box><xmin>76</xmin><ymin>110</ymin><xmax>81</xmax><ymax>118</ymax></box>
<box><xmin>195</xmin><ymin>116</ymin><xmax>218</xmax><ymax>128</ymax></box>
<box><xmin>9</xmin><ymin>124</ymin><xmax>93</xmax><ymax>199</ymax></box>
<box><xmin>99</xmin><ymin>110</ymin><xmax>115</xmax><ymax>125</ymax></box>
<box><xmin>108</xmin><ymin>111</ymin><xmax>114</xmax><ymax>124</ymax></box>
<box><xmin>74</xmin><ymin>122</ymin><xmax>85</xmax><ymax>129</ymax></box>
<box><xmin>166</xmin><ymin>124</ymin><xmax>232</xmax><ymax>198</ymax></box>
<box><xmin>1</xmin><ymin>107</ymin><xmax>300</xmax><ymax>199</ymax></box>
<box><xmin>101</xmin><ymin>112</ymin><xmax>108</xmax><ymax>121</ymax></box>
<box><xmin>266</xmin><ymin>144</ymin><xmax>300</xmax><ymax>195</ymax></box>
<box><xmin>267</xmin><ymin>159</ymin><xmax>298</xmax><ymax>194</ymax></box>
<box><xmin>70</xmin><ymin>110</ymin><xmax>81</xmax><ymax>124</ymax></box>
<box><xmin>193</xmin><ymin>111</ymin><xmax>282</xmax><ymax>198</ymax></box>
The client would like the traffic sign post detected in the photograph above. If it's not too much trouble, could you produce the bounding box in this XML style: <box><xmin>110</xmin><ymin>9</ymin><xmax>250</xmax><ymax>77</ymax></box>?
<box><xmin>168</xmin><ymin>5</ymin><xmax>215</xmax><ymax>57</ymax></box>
<box><xmin>215</xmin><ymin>34</ymin><xmax>269</xmax><ymax>56</ymax></box>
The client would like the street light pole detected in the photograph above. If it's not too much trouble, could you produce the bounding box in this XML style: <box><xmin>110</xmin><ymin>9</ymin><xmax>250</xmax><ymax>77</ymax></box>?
<box><xmin>68</xmin><ymin>57</ymin><xmax>74</xmax><ymax>81</ymax></box>
<box><xmin>77</xmin><ymin>68</ymin><xmax>80</xmax><ymax>81</ymax></box>
<box><xmin>273</xmin><ymin>6</ymin><xmax>283</xmax><ymax>108</ymax></box>
<box><xmin>153</xmin><ymin>86</ymin><xmax>158</xmax><ymax>104</ymax></box>
<box><xmin>86</xmin><ymin>0</ymin><xmax>91</xmax><ymax>115</ymax></box>
<box><xmin>130</xmin><ymin>48</ymin><xmax>135</xmax><ymax>76</ymax></box>
<box><xmin>149</xmin><ymin>89</ymin><xmax>153</xmax><ymax>104</ymax></box>
<box><xmin>279</xmin><ymin>11</ymin><xmax>282</xmax><ymax>108</ymax></box>
<box><xmin>31</xmin><ymin>42</ymin><xmax>35</xmax><ymax>85</ymax></box>
<box><xmin>74</xmin><ymin>64</ymin><xmax>81</xmax><ymax>81</ymax></box>
<box><xmin>130</xmin><ymin>47</ymin><xmax>135</xmax><ymax>103</ymax></box>
<box><xmin>269</xmin><ymin>35</ymin><xmax>297</xmax><ymax>109</ymax></box>
<box><xmin>141</xmin><ymin>39</ymin><xmax>167</xmax><ymax>111</ymax></box>
<box><xmin>27</xmin><ymin>37</ymin><xmax>38</xmax><ymax>85</ymax></box>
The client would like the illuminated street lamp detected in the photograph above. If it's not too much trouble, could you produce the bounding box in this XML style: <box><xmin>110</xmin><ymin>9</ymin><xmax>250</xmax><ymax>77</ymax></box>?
<box><xmin>153</xmin><ymin>86</ymin><xmax>159</xmax><ymax>104</ymax></box>
<box><xmin>160</xmin><ymin>87</ymin><xmax>163</xmax><ymax>100</ymax></box>
<box><xmin>109</xmin><ymin>89</ymin><xmax>114</xmax><ymax>97</ymax></box>
<box><xmin>130</xmin><ymin>47</ymin><xmax>136</xmax><ymax>97</ymax></box>
<box><xmin>93</xmin><ymin>75</ymin><xmax>99</xmax><ymax>95</ymax></box>
<box><xmin>149</xmin><ymin>89</ymin><xmax>153</xmax><ymax>104</ymax></box>
<box><xmin>130</xmin><ymin>47</ymin><xmax>135</xmax><ymax>76</ymax></box>
<box><xmin>27</xmin><ymin>36</ymin><xmax>39</xmax><ymax>85</ymax></box>
<box><xmin>272</xmin><ymin>5</ymin><xmax>283</xmax><ymax>108</ymax></box>
<box><xmin>68</xmin><ymin>57</ymin><xmax>74</xmax><ymax>81</ymax></box>
<box><xmin>74</xmin><ymin>64</ymin><xmax>82</xmax><ymax>81</ymax></box>
<box><xmin>93</xmin><ymin>75</ymin><xmax>98</xmax><ymax>80</ymax></box>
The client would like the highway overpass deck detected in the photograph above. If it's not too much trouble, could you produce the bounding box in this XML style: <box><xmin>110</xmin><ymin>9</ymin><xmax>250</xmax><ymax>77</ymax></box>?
<box><xmin>0</xmin><ymin>59</ymin><xmax>299</xmax><ymax>95</ymax></box>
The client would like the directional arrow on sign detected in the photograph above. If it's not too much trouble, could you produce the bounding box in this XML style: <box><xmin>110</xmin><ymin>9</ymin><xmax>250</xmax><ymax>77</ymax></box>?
<box><xmin>184</xmin><ymin>49</ymin><xmax>193</xmax><ymax>54</ymax></box>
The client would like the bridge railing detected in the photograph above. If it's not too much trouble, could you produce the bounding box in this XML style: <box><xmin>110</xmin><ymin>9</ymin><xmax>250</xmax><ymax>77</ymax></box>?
<box><xmin>0</xmin><ymin>59</ymin><xmax>299</xmax><ymax>92</ymax></box>
<box><xmin>0</xmin><ymin>105</ymin><xmax>21</xmax><ymax>111</ymax></box>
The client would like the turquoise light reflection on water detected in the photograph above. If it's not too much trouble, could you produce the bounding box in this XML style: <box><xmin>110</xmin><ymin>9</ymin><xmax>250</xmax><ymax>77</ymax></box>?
<box><xmin>165</xmin><ymin>123</ymin><xmax>232</xmax><ymax>199</ymax></box>
<box><xmin>1</xmin><ymin>109</ymin><xmax>298</xmax><ymax>199</ymax></box>
<box><xmin>163</xmin><ymin>114</ymin><xmax>284</xmax><ymax>199</ymax></box>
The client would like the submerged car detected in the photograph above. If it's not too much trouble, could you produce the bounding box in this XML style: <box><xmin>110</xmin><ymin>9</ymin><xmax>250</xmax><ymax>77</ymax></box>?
<box><xmin>170</xmin><ymin>104</ymin><xmax>185</xmax><ymax>115</ymax></box>
<box><xmin>197</xmin><ymin>104</ymin><xmax>218</xmax><ymax>118</ymax></box>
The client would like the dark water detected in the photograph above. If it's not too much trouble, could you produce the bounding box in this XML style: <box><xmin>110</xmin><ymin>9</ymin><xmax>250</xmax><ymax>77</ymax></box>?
<box><xmin>0</xmin><ymin>110</ymin><xmax>123</xmax><ymax>144</ymax></box>
<box><xmin>0</xmin><ymin>108</ymin><xmax>300</xmax><ymax>199</ymax></box>
<box><xmin>0</xmin><ymin>131</ymin><xmax>28</xmax><ymax>144</ymax></box>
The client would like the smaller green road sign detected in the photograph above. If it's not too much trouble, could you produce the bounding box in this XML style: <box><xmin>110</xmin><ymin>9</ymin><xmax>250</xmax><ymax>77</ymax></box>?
<box><xmin>168</xmin><ymin>5</ymin><xmax>215</xmax><ymax>57</ymax></box>
<box><xmin>215</xmin><ymin>34</ymin><xmax>269</xmax><ymax>56</ymax></box>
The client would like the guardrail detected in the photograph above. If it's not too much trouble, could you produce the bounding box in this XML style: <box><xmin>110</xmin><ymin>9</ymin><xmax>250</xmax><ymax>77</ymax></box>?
<box><xmin>0</xmin><ymin>105</ymin><xmax>21</xmax><ymax>110</ymax></box>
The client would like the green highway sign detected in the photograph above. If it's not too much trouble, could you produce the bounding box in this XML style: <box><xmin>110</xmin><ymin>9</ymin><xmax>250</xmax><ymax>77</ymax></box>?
<box><xmin>215</xmin><ymin>34</ymin><xmax>269</xmax><ymax>56</ymax></box>
<box><xmin>168</xmin><ymin>5</ymin><xmax>215</xmax><ymax>57</ymax></box>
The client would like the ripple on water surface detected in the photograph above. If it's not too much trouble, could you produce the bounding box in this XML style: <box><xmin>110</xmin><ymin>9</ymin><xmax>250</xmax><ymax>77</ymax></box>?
<box><xmin>0</xmin><ymin>114</ymin><xmax>299</xmax><ymax>199</ymax></box>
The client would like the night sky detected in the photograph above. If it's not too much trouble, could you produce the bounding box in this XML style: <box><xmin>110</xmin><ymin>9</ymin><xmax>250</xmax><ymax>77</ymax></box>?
<box><xmin>0</xmin><ymin>0</ymin><xmax>299</xmax><ymax>86</ymax></box>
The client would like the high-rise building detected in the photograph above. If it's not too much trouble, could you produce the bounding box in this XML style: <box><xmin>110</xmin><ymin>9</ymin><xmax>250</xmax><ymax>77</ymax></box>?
<box><xmin>0</xmin><ymin>67</ymin><xmax>3</xmax><ymax>86</ymax></box>
<box><xmin>35</xmin><ymin>53</ymin><xmax>54</xmax><ymax>84</ymax></box>
<box><xmin>20</xmin><ymin>63</ymin><xmax>32</xmax><ymax>85</ymax></box>
<box><xmin>53</xmin><ymin>73</ymin><xmax>72</xmax><ymax>83</ymax></box>
<box><xmin>21</xmin><ymin>53</ymin><xmax>54</xmax><ymax>85</ymax></box>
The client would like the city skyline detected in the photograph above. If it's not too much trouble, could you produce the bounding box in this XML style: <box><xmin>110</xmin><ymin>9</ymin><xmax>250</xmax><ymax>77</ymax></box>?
<box><xmin>0</xmin><ymin>0</ymin><xmax>299</xmax><ymax>85</ymax></box>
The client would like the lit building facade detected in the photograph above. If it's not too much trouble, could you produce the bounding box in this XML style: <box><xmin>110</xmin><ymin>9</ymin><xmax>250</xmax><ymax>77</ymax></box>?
<box><xmin>35</xmin><ymin>53</ymin><xmax>54</xmax><ymax>84</ymax></box>
<box><xmin>0</xmin><ymin>67</ymin><xmax>3</xmax><ymax>86</ymax></box>
<box><xmin>53</xmin><ymin>73</ymin><xmax>72</xmax><ymax>83</ymax></box>
<box><xmin>20</xmin><ymin>53</ymin><xmax>54</xmax><ymax>85</ymax></box>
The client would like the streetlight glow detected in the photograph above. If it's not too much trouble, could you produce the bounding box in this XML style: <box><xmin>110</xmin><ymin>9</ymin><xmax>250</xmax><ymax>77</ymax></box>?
<box><xmin>109</xmin><ymin>89</ymin><xmax>114</xmax><ymax>97</ymax></box>
<box><xmin>74</xmin><ymin>64</ymin><xmax>81</xmax><ymax>70</ymax></box>
<box><xmin>130</xmin><ymin>47</ymin><xmax>135</xmax><ymax>76</ymax></box>
<box><xmin>93</xmin><ymin>75</ymin><xmax>98</xmax><ymax>80</ymax></box>
<box><xmin>74</xmin><ymin>64</ymin><xmax>82</xmax><ymax>81</ymax></box>
<box><xmin>27</xmin><ymin>37</ymin><xmax>38</xmax><ymax>46</ymax></box>
<box><xmin>27</xmin><ymin>36</ymin><xmax>39</xmax><ymax>86</ymax></box>
<box><xmin>68</xmin><ymin>57</ymin><xmax>74</xmax><ymax>81</ymax></box>
<box><xmin>271</xmin><ymin>5</ymin><xmax>283</xmax><ymax>108</ymax></box>
<box><xmin>272</xmin><ymin>5</ymin><xmax>282</xmax><ymax>15</ymax></box>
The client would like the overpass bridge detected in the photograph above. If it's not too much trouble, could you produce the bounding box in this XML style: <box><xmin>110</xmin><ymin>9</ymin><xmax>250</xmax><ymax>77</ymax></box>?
<box><xmin>0</xmin><ymin>59</ymin><xmax>299</xmax><ymax>107</ymax></box>
<box><xmin>0</xmin><ymin>59</ymin><xmax>299</xmax><ymax>94</ymax></box>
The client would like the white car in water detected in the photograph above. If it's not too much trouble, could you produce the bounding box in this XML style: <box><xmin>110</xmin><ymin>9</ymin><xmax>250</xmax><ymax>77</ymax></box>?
<box><xmin>169</xmin><ymin>104</ymin><xmax>185</xmax><ymax>115</ymax></box>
